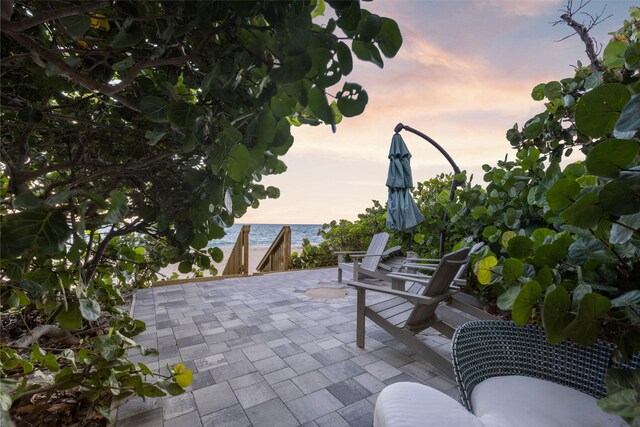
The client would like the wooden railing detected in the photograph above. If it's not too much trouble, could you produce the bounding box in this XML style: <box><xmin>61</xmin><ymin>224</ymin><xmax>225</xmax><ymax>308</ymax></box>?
<box><xmin>222</xmin><ymin>224</ymin><xmax>251</xmax><ymax>276</ymax></box>
<box><xmin>256</xmin><ymin>226</ymin><xmax>291</xmax><ymax>273</ymax></box>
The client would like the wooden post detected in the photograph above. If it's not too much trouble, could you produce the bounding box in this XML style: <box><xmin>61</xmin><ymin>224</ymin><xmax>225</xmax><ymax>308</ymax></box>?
<box><xmin>256</xmin><ymin>226</ymin><xmax>292</xmax><ymax>273</ymax></box>
<box><xmin>357</xmin><ymin>288</ymin><xmax>365</xmax><ymax>348</ymax></box>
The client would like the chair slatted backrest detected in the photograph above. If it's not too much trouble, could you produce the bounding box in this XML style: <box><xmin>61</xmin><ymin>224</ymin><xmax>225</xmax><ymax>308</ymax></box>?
<box><xmin>361</xmin><ymin>232</ymin><xmax>390</xmax><ymax>272</ymax></box>
<box><xmin>404</xmin><ymin>247</ymin><xmax>471</xmax><ymax>332</ymax></box>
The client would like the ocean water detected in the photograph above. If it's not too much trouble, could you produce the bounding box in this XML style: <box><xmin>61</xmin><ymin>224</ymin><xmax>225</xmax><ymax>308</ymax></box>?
<box><xmin>209</xmin><ymin>224</ymin><xmax>324</xmax><ymax>247</ymax></box>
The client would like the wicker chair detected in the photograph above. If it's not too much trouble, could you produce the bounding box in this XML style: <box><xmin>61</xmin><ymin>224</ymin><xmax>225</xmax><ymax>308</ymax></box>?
<box><xmin>373</xmin><ymin>320</ymin><xmax>640</xmax><ymax>427</ymax></box>
<box><xmin>453</xmin><ymin>320</ymin><xmax>640</xmax><ymax>410</ymax></box>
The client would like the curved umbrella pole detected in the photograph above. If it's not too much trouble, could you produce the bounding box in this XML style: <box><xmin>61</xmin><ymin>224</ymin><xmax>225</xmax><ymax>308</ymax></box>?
<box><xmin>394</xmin><ymin>123</ymin><xmax>463</xmax><ymax>257</ymax></box>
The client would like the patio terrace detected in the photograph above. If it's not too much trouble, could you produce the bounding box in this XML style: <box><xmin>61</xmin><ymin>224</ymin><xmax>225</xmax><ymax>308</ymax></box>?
<box><xmin>114</xmin><ymin>268</ymin><xmax>457</xmax><ymax>426</ymax></box>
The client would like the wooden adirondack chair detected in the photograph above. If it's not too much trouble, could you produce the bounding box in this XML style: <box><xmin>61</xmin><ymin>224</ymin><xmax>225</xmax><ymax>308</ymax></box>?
<box><xmin>336</xmin><ymin>232</ymin><xmax>402</xmax><ymax>283</ymax></box>
<box><xmin>345</xmin><ymin>246</ymin><xmax>495</xmax><ymax>380</ymax></box>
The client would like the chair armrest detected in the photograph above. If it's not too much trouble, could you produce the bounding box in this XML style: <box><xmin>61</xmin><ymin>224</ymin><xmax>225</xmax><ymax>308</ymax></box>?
<box><xmin>405</xmin><ymin>258</ymin><xmax>441</xmax><ymax>263</ymax></box>
<box><xmin>383</xmin><ymin>245</ymin><xmax>402</xmax><ymax>256</ymax></box>
<box><xmin>387</xmin><ymin>272</ymin><xmax>434</xmax><ymax>286</ymax></box>
<box><xmin>402</xmin><ymin>262</ymin><xmax>438</xmax><ymax>271</ymax></box>
<box><xmin>345</xmin><ymin>280</ymin><xmax>452</xmax><ymax>305</ymax></box>
<box><xmin>334</xmin><ymin>251</ymin><xmax>367</xmax><ymax>255</ymax></box>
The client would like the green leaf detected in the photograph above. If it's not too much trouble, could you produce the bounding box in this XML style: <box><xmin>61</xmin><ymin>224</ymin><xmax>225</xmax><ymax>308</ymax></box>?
<box><xmin>103</xmin><ymin>190</ymin><xmax>129</xmax><ymax>225</ymax></box>
<box><xmin>473</xmin><ymin>256</ymin><xmax>498</xmax><ymax>285</ymax></box>
<box><xmin>600</xmin><ymin>173</ymin><xmax>640</xmax><ymax>216</ymax></box>
<box><xmin>56</xmin><ymin>302</ymin><xmax>82</xmax><ymax>330</ymax></box>
<box><xmin>502</xmin><ymin>258</ymin><xmax>524</xmax><ymax>284</ymax></box>
<box><xmin>336</xmin><ymin>42</ymin><xmax>353</xmax><ymax>75</ymax></box>
<box><xmin>139</xmin><ymin>96</ymin><xmax>168</xmax><ymax>122</ymax></box>
<box><xmin>563</xmin><ymin>293</ymin><xmax>611</xmax><ymax>346</ymax></box>
<box><xmin>531</xmin><ymin>83</ymin><xmax>545</xmax><ymax>101</ymax></box>
<box><xmin>17</xmin><ymin>107</ymin><xmax>43</xmax><ymax>123</ymax></box>
<box><xmin>191</xmin><ymin>234</ymin><xmax>208</xmax><ymax>250</ymax></box>
<box><xmin>497</xmin><ymin>285</ymin><xmax>521</xmax><ymax>311</ymax></box>
<box><xmin>112</xmin><ymin>57</ymin><xmax>135</xmax><ymax>72</ymax></box>
<box><xmin>178</xmin><ymin>261</ymin><xmax>192</xmax><ymax>274</ymax></box>
<box><xmin>208</xmin><ymin>247</ymin><xmax>224</xmax><ymax>263</ymax></box>
<box><xmin>93</xmin><ymin>335</ymin><xmax>124</xmax><ymax>361</ymax></box>
<box><xmin>610</xmin><ymin>213</ymin><xmax>640</xmax><ymax>245</ymax></box>
<box><xmin>585</xmin><ymin>139</ymin><xmax>638</xmax><ymax>178</ymax></box>
<box><xmin>13</xmin><ymin>191</ymin><xmax>46</xmax><ymax>210</ymax></box>
<box><xmin>598</xmin><ymin>388</ymin><xmax>640</xmax><ymax>419</ymax></box>
<box><xmin>376</xmin><ymin>17</ymin><xmax>402</xmax><ymax>57</ymax></box>
<box><xmin>512</xmin><ymin>280</ymin><xmax>542</xmax><ymax>325</ymax></box>
<box><xmin>602</xmin><ymin>40</ymin><xmax>627</xmax><ymax>68</ymax></box>
<box><xmin>270</xmin><ymin>53</ymin><xmax>312</xmax><ymax>84</ymax></box>
<box><xmin>568</xmin><ymin>237</ymin><xmax>618</xmax><ymax>265</ymax></box>
<box><xmin>625</xmin><ymin>43</ymin><xmax>640</xmax><ymax>70</ymax></box>
<box><xmin>227</xmin><ymin>144</ymin><xmax>250</xmax><ymax>182</ymax></box>
<box><xmin>59</xmin><ymin>15</ymin><xmax>90</xmax><ymax>37</ymax></box>
<box><xmin>532</xmin><ymin>243</ymin><xmax>567</xmax><ymax>268</ymax></box>
<box><xmin>257</xmin><ymin>109</ymin><xmax>276</xmax><ymax>146</ymax></box>
<box><xmin>220</xmin><ymin>121</ymin><xmax>243</xmax><ymax>147</ymax></box>
<box><xmin>79</xmin><ymin>298</ymin><xmax>101</xmax><ymax>322</ymax></box>
<box><xmin>543</xmin><ymin>81</ymin><xmax>563</xmax><ymax>100</ymax></box>
<box><xmin>145</xmin><ymin>130</ymin><xmax>166</xmax><ymax>146</ymax></box>
<box><xmin>167</xmin><ymin>102</ymin><xmax>203</xmax><ymax>128</ymax></box>
<box><xmin>561</xmin><ymin>192</ymin><xmax>602</xmax><ymax>228</ymax></box>
<box><xmin>336</xmin><ymin>82</ymin><xmax>368</xmax><ymax>117</ymax></box>
<box><xmin>1</xmin><ymin>208</ymin><xmax>71</xmax><ymax>257</ymax></box>
<box><xmin>575</xmin><ymin>84</ymin><xmax>631</xmax><ymax>138</ymax></box>
<box><xmin>546</xmin><ymin>178</ymin><xmax>580</xmax><ymax>210</ymax></box>
<box><xmin>506</xmin><ymin>236</ymin><xmax>534</xmax><ymax>259</ymax></box>
<box><xmin>308</xmin><ymin>86</ymin><xmax>333</xmax><ymax>124</ymax></box>
<box><xmin>615</xmin><ymin>95</ymin><xmax>640</xmax><ymax>136</ymax></box>
<box><xmin>542</xmin><ymin>285</ymin><xmax>570</xmax><ymax>344</ymax></box>
<box><xmin>352</xmin><ymin>40</ymin><xmax>383</xmax><ymax>68</ymax></box>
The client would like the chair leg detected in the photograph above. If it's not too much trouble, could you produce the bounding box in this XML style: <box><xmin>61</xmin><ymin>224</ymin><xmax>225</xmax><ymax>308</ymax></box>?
<box><xmin>338</xmin><ymin>267</ymin><xmax>342</xmax><ymax>283</ymax></box>
<box><xmin>357</xmin><ymin>288</ymin><xmax>365</xmax><ymax>348</ymax></box>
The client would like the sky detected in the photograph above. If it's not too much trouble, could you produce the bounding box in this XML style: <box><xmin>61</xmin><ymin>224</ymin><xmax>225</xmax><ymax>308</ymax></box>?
<box><xmin>241</xmin><ymin>0</ymin><xmax>636</xmax><ymax>225</ymax></box>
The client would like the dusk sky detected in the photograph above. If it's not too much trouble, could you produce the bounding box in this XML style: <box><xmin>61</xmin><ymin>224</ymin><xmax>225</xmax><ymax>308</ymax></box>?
<box><xmin>241</xmin><ymin>0</ymin><xmax>636</xmax><ymax>225</ymax></box>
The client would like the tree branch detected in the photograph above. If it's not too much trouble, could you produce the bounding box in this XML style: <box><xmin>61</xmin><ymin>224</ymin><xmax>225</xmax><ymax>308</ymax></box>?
<box><xmin>560</xmin><ymin>13</ymin><xmax>603</xmax><ymax>71</ymax></box>
<box><xmin>105</xmin><ymin>56</ymin><xmax>191</xmax><ymax>95</ymax></box>
<box><xmin>2</xmin><ymin>1</ymin><xmax>109</xmax><ymax>32</ymax></box>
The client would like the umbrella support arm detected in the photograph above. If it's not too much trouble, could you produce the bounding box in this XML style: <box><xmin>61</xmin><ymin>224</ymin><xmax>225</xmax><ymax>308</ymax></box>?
<box><xmin>394</xmin><ymin>123</ymin><xmax>462</xmax><ymax>258</ymax></box>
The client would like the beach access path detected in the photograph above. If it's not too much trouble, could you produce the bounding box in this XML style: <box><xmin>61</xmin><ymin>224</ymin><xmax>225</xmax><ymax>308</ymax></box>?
<box><xmin>115</xmin><ymin>268</ymin><xmax>457</xmax><ymax>426</ymax></box>
<box><xmin>159</xmin><ymin>245</ymin><xmax>303</xmax><ymax>279</ymax></box>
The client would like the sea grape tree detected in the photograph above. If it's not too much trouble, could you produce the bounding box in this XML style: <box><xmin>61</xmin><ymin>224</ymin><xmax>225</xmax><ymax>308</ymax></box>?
<box><xmin>0</xmin><ymin>0</ymin><xmax>402</xmax><ymax>422</ymax></box>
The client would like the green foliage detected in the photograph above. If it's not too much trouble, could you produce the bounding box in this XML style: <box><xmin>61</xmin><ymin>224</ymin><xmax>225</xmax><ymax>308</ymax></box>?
<box><xmin>454</xmin><ymin>10</ymin><xmax>640</xmax><ymax>355</ymax></box>
<box><xmin>291</xmin><ymin>201</ymin><xmax>388</xmax><ymax>269</ymax></box>
<box><xmin>0</xmin><ymin>0</ymin><xmax>402</xmax><ymax>421</ymax></box>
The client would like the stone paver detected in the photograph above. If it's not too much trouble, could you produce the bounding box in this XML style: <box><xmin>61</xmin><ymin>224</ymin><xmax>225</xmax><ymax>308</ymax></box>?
<box><xmin>115</xmin><ymin>268</ymin><xmax>457</xmax><ymax>426</ymax></box>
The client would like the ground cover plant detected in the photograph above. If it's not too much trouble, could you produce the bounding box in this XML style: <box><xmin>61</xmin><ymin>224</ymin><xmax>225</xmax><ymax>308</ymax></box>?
<box><xmin>0</xmin><ymin>0</ymin><xmax>403</xmax><ymax>424</ymax></box>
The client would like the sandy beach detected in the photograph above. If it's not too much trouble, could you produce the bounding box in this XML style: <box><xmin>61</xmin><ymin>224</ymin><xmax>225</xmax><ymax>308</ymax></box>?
<box><xmin>158</xmin><ymin>245</ymin><xmax>303</xmax><ymax>279</ymax></box>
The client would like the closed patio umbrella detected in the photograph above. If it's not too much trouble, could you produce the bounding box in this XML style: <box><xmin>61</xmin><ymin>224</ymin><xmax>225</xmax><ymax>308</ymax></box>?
<box><xmin>386</xmin><ymin>133</ymin><xmax>425</xmax><ymax>230</ymax></box>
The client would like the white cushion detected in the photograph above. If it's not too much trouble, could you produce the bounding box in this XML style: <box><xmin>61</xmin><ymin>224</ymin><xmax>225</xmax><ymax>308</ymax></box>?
<box><xmin>373</xmin><ymin>382</ymin><xmax>485</xmax><ymax>427</ymax></box>
<box><xmin>471</xmin><ymin>375</ymin><xmax>627</xmax><ymax>427</ymax></box>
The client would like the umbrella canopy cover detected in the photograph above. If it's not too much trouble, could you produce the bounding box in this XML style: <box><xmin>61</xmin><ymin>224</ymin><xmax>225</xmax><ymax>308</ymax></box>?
<box><xmin>386</xmin><ymin>133</ymin><xmax>425</xmax><ymax>230</ymax></box>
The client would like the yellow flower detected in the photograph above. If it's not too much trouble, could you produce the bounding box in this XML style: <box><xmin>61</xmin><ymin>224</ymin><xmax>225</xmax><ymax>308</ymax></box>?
<box><xmin>90</xmin><ymin>14</ymin><xmax>110</xmax><ymax>31</ymax></box>
<box><xmin>173</xmin><ymin>363</ymin><xmax>193</xmax><ymax>388</ymax></box>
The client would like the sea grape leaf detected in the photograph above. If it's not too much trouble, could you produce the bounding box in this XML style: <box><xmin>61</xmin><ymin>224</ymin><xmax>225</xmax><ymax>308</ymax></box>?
<box><xmin>610</xmin><ymin>213</ymin><xmax>640</xmax><ymax>245</ymax></box>
<box><xmin>166</xmin><ymin>102</ymin><xmax>203</xmax><ymax>128</ymax></box>
<box><xmin>308</xmin><ymin>85</ymin><xmax>333</xmax><ymax>124</ymax></box>
<box><xmin>56</xmin><ymin>302</ymin><xmax>82</xmax><ymax>330</ymax></box>
<box><xmin>615</xmin><ymin>95</ymin><xmax>640</xmax><ymax>136</ymax></box>
<box><xmin>561</xmin><ymin>192</ymin><xmax>602</xmax><ymax>228</ymax></box>
<box><xmin>512</xmin><ymin>280</ymin><xmax>542</xmax><ymax>325</ymax></box>
<box><xmin>270</xmin><ymin>53</ymin><xmax>312</xmax><ymax>83</ymax></box>
<box><xmin>600</xmin><ymin>173</ymin><xmax>640</xmax><ymax>215</ymax></box>
<box><xmin>507</xmin><ymin>236</ymin><xmax>534</xmax><ymax>259</ymax></box>
<box><xmin>575</xmin><ymin>84</ymin><xmax>631</xmax><ymax>138</ymax></box>
<box><xmin>585</xmin><ymin>139</ymin><xmax>638</xmax><ymax>178</ymax></box>
<box><xmin>139</xmin><ymin>96</ymin><xmax>168</xmax><ymax>122</ymax></box>
<box><xmin>497</xmin><ymin>285</ymin><xmax>521</xmax><ymax>311</ymax></box>
<box><xmin>336</xmin><ymin>82</ymin><xmax>368</xmax><ymax>117</ymax></box>
<box><xmin>79</xmin><ymin>298</ymin><xmax>101</xmax><ymax>321</ymax></box>
<box><xmin>502</xmin><ymin>258</ymin><xmax>524</xmax><ymax>284</ymax></box>
<box><xmin>227</xmin><ymin>144</ymin><xmax>250</xmax><ymax>182</ymax></box>
<box><xmin>546</xmin><ymin>178</ymin><xmax>580</xmax><ymax>210</ymax></box>
<box><xmin>473</xmin><ymin>256</ymin><xmax>497</xmax><ymax>285</ymax></box>
<box><xmin>93</xmin><ymin>335</ymin><xmax>124</xmax><ymax>361</ymax></box>
<box><xmin>351</xmin><ymin>40</ymin><xmax>383</xmax><ymax>68</ymax></box>
<box><xmin>542</xmin><ymin>285</ymin><xmax>570</xmax><ymax>344</ymax></box>
<box><xmin>376</xmin><ymin>17</ymin><xmax>402</xmax><ymax>57</ymax></box>
<box><xmin>568</xmin><ymin>237</ymin><xmax>618</xmax><ymax>265</ymax></box>
<box><xmin>1</xmin><ymin>208</ymin><xmax>71</xmax><ymax>257</ymax></box>
<box><xmin>103</xmin><ymin>190</ymin><xmax>129</xmax><ymax>225</ymax></box>
<box><xmin>532</xmin><ymin>243</ymin><xmax>567</xmax><ymax>267</ymax></box>
<box><xmin>563</xmin><ymin>293</ymin><xmax>612</xmax><ymax>346</ymax></box>
<box><xmin>602</xmin><ymin>40</ymin><xmax>627</xmax><ymax>68</ymax></box>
